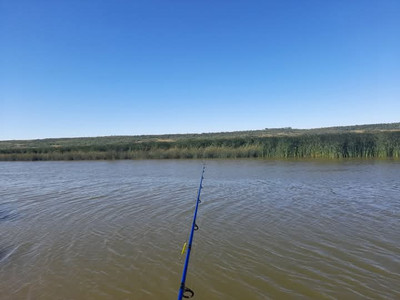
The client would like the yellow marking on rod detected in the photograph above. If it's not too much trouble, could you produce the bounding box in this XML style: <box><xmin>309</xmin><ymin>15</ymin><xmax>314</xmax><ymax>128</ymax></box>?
<box><xmin>181</xmin><ymin>242</ymin><xmax>187</xmax><ymax>255</ymax></box>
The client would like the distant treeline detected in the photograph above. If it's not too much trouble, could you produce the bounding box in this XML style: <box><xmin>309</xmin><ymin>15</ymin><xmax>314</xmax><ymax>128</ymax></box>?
<box><xmin>1</xmin><ymin>132</ymin><xmax>399</xmax><ymax>161</ymax></box>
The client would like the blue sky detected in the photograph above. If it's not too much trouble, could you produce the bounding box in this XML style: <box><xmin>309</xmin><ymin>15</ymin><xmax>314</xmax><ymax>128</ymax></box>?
<box><xmin>1</xmin><ymin>0</ymin><xmax>399</xmax><ymax>140</ymax></box>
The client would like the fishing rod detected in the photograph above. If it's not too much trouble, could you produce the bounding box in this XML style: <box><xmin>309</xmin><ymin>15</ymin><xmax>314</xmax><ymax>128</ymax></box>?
<box><xmin>178</xmin><ymin>165</ymin><xmax>206</xmax><ymax>299</ymax></box>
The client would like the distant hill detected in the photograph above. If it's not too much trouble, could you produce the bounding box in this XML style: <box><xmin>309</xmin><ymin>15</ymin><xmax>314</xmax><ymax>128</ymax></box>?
<box><xmin>1</xmin><ymin>122</ymin><xmax>399</xmax><ymax>160</ymax></box>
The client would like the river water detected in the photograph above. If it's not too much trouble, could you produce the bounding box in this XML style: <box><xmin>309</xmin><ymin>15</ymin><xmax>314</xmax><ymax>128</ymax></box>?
<box><xmin>0</xmin><ymin>160</ymin><xmax>399</xmax><ymax>299</ymax></box>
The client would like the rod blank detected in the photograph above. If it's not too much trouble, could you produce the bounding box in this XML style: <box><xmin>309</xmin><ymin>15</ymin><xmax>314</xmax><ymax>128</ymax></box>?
<box><xmin>177</xmin><ymin>165</ymin><xmax>205</xmax><ymax>300</ymax></box>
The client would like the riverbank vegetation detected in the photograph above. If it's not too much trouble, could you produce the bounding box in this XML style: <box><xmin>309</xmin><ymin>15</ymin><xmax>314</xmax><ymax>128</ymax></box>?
<box><xmin>1</xmin><ymin>123</ymin><xmax>399</xmax><ymax>161</ymax></box>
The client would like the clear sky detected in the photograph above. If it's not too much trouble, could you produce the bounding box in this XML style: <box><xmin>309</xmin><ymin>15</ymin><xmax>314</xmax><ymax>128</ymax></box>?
<box><xmin>1</xmin><ymin>0</ymin><xmax>399</xmax><ymax>140</ymax></box>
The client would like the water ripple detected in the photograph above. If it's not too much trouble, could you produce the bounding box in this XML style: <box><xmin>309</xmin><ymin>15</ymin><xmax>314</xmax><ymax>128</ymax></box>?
<box><xmin>0</xmin><ymin>160</ymin><xmax>399</xmax><ymax>299</ymax></box>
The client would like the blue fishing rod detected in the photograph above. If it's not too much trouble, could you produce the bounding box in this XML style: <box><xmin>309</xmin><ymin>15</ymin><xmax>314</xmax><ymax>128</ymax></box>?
<box><xmin>178</xmin><ymin>165</ymin><xmax>205</xmax><ymax>299</ymax></box>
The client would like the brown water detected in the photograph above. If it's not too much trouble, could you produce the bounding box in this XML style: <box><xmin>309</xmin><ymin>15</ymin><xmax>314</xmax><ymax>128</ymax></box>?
<box><xmin>0</xmin><ymin>160</ymin><xmax>399</xmax><ymax>299</ymax></box>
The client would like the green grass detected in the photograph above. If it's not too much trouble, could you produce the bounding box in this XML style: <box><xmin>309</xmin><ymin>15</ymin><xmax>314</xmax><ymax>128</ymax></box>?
<box><xmin>1</xmin><ymin>122</ymin><xmax>399</xmax><ymax>161</ymax></box>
